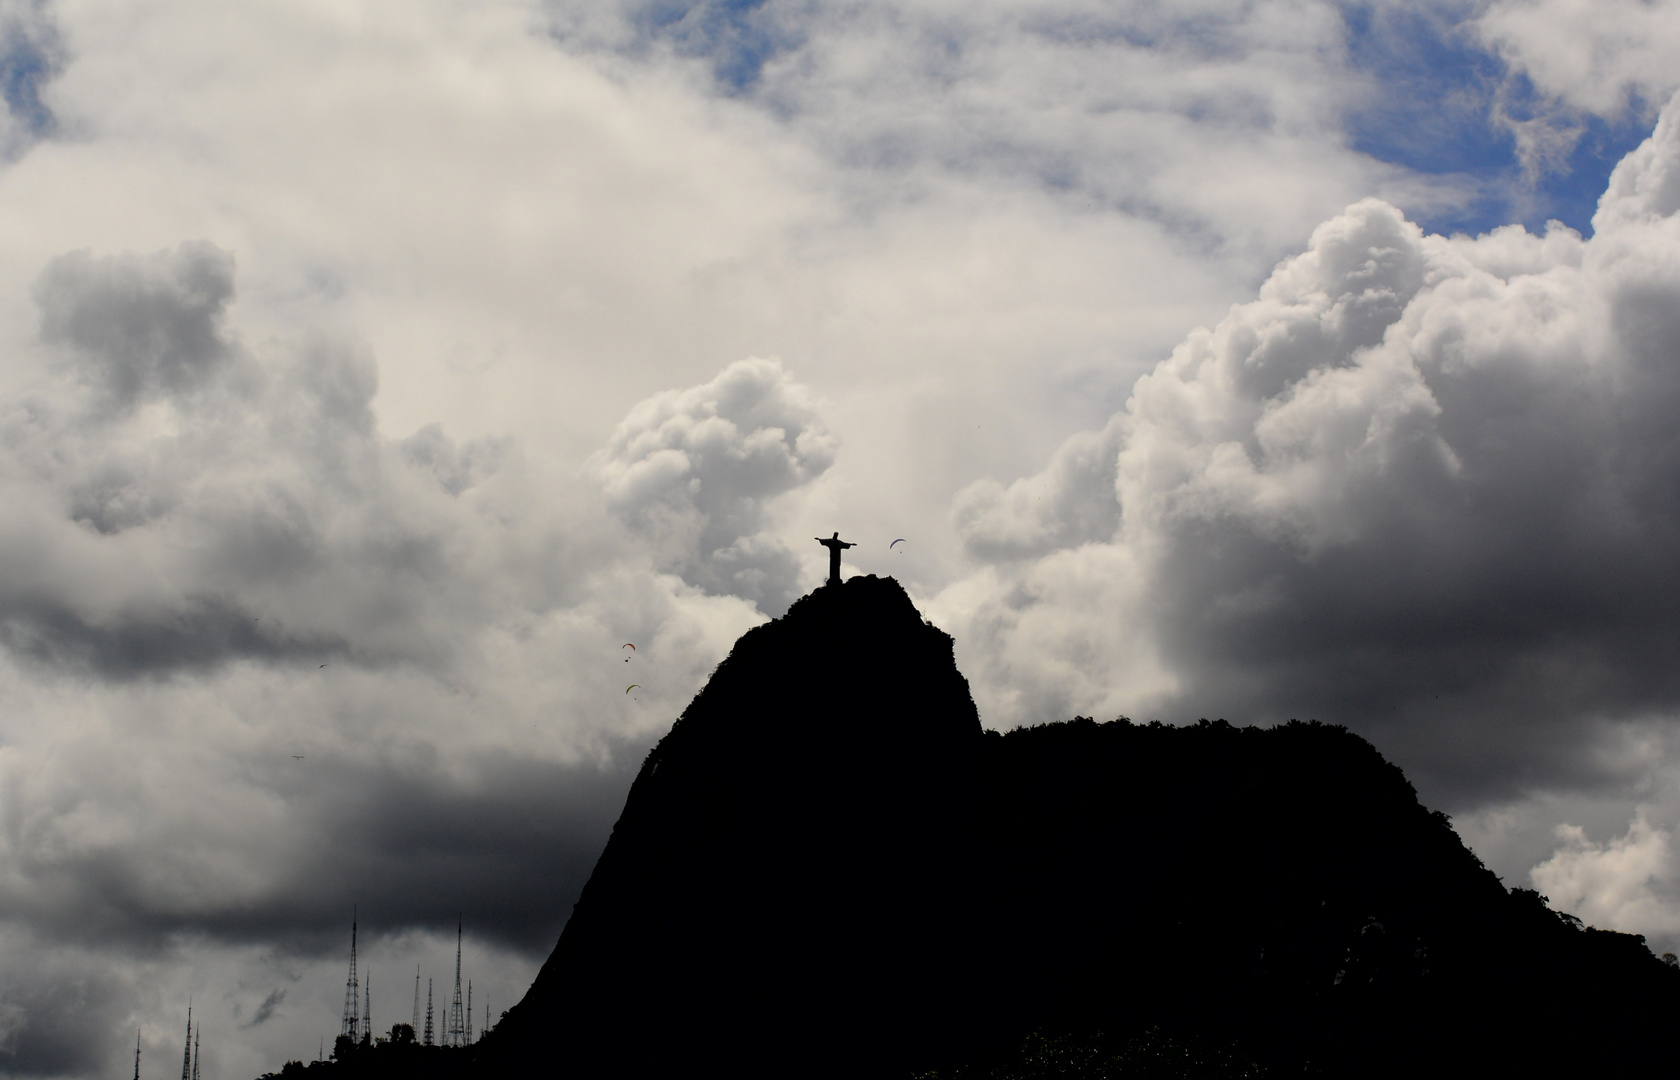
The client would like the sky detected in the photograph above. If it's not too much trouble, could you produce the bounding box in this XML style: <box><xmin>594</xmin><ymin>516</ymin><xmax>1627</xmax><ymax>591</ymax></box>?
<box><xmin>3</xmin><ymin>0</ymin><xmax>1680</xmax><ymax>1075</ymax></box>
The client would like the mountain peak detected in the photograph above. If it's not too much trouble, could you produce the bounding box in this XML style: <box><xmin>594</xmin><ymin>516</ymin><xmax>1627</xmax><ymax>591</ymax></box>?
<box><xmin>482</xmin><ymin>575</ymin><xmax>985</xmax><ymax>1078</ymax></box>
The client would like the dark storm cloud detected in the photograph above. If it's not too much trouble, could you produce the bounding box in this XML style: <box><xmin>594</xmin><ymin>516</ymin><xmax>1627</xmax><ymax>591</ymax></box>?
<box><xmin>245</xmin><ymin>988</ymin><xmax>285</xmax><ymax>1029</ymax></box>
<box><xmin>4</xmin><ymin>750</ymin><xmax>635</xmax><ymax>955</ymax></box>
<box><xmin>0</xmin><ymin>594</ymin><xmax>348</xmax><ymax>678</ymax></box>
<box><xmin>269</xmin><ymin>751</ymin><xmax>635</xmax><ymax>955</ymax></box>
<box><xmin>35</xmin><ymin>243</ymin><xmax>241</xmax><ymax>415</ymax></box>
<box><xmin>951</xmin><ymin>94</ymin><xmax>1680</xmax><ymax>808</ymax></box>
<box><xmin>0</xmin><ymin>937</ymin><xmax>133</xmax><ymax>1078</ymax></box>
<box><xmin>0</xmin><ymin>241</ymin><xmax>535</xmax><ymax>679</ymax></box>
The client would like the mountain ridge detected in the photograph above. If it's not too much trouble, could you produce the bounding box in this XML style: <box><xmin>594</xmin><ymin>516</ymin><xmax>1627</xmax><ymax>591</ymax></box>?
<box><xmin>284</xmin><ymin>575</ymin><xmax>1680</xmax><ymax>1079</ymax></box>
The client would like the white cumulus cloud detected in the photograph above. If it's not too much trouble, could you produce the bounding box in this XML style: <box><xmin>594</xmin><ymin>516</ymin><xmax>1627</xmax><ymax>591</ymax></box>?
<box><xmin>590</xmin><ymin>355</ymin><xmax>836</xmax><ymax>614</ymax></box>
<box><xmin>1532</xmin><ymin>811</ymin><xmax>1680</xmax><ymax>944</ymax></box>
<box><xmin>1477</xmin><ymin>0</ymin><xmax>1680</xmax><ymax>119</ymax></box>
<box><xmin>936</xmin><ymin>89</ymin><xmax>1680</xmax><ymax>815</ymax></box>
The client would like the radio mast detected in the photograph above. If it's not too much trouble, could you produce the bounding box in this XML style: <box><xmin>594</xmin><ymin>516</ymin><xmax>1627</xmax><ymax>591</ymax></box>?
<box><xmin>340</xmin><ymin>908</ymin><xmax>360</xmax><ymax>1044</ymax></box>
<box><xmin>446</xmin><ymin>918</ymin><xmax>466</xmax><ymax>1047</ymax></box>
<box><xmin>179</xmin><ymin>1003</ymin><xmax>192</xmax><ymax>1080</ymax></box>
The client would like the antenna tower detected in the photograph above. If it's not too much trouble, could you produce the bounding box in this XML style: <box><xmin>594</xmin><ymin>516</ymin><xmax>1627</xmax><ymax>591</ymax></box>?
<box><xmin>191</xmin><ymin>1024</ymin><xmax>200</xmax><ymax>1080</ymax></box>
<box><xmin>179</xmin><ymin>1003</ymin><xmax>192</xmax><ymax>1080</ymax></box>
<box><xmin>423</xmin><ymin>979</ymin><xmax>435</xmax><ymax>1046</ymax></box>
<box><xmin>340</xmin><ymin>907</ymin><xmax>361</xmax><ymax>1043</ymax></box>
<box><xmin>446</xmin><ymin>917</ymin><xmax>466</xmax><ymax>1047</ymax></box>
<box><xmin>466</xmin><ymin>981</ymin><xmax>473</xmax><ymax>1044</ymax></box>
<box><xmin>412</xmin><ymin>966</ymin><xmax>421</xmax><ymax>1032</ymax></box>
<box><xmin>362</xmin><ymin>970</ymin><xmax>372</xmax><ymax>1044</ymax></box>
<box><xmin>133</xmin><ymin>1029</ymin><xmax>142</xmax><ymax>1080</ymax></box>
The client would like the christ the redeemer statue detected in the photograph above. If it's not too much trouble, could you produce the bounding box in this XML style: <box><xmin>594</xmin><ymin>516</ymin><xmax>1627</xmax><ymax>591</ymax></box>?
<box><xmin>815</xmin><ymin>532</ymin><xmax>855</xmax><ymax>586</ymax></box>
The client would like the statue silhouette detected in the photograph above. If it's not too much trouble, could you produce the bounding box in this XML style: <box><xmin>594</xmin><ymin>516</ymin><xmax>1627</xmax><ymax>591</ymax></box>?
<box><xmin>815</xmin><ymin>532</ymin><xmax>855</xmax><ymax>586</ymax></box>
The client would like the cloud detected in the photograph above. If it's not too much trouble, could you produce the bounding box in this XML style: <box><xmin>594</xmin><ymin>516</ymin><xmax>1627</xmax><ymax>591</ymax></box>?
<box><xmin>1531</xmin><ymin>811</ymin><xmax>1680</xmax><ymax>944</ymax></box>
<box><xmin>953</xmin><ymin>417</ymin><xmax>1125</xmax><ymax>563</ymax></box>
<box><xmin>245</xmin><ymin>988</ymin><xmax>285</xmax><ymax>1029</ymax></box>
<box><xmin>590</xmin><ymin>355</ymin><xmax>835</xmax><ymax>614</ymax></box>
<box><xmin>1598</xmin><ymin>98</ymin><xmax>1680</xmax><ymax>226</ymax></box>
<box><xmin>0</xmin><ymin>241</ymin><xmax>487</xmax><ymax>676</ymax></box>
<box><xmin>937</xmin><ymin>89</ymin><xmax>1680</xmax><ymax>809</ymax></box>
<box><xmin>0</xmin><ymin>235</ymin><xmax>788</xmax><ymax>1075</ymax></box>
<box><xmin>0</xmin><ymin>926</ymin><xmax>138</xmax><ymax>1078</ymax></box>
<box><xmin>595</xmin><ymin>0</ymin><xmax>1401</xmax><ymax>259</ymax></box>
<box><xmin>1477</xmin><ymin>0</ymin><xmax>1680</xmax><ymax>119</ymax></box>
<box><xmin>399</xmin><ymin>423</ymin><xmax>511</xmax><ymax>498</ymax></box>
<box><xmin>35</xmin><ymin>242</ymin><xmax>241</xmax><ymax>415</ymax></box>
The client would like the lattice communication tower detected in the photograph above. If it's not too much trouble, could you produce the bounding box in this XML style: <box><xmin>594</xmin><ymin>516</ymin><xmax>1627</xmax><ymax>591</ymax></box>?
<box><xmin>341</xmin><ymin>907</ymin><xmax>361</xmax><ymax>1043</ymax></box>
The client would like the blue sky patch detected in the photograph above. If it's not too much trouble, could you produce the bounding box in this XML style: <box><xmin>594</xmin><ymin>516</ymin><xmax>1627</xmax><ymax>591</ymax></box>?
<box><xmin>1340</xmin><ymin>1</ymin><xmax>1650</xmax><ymax>237</ymax></box>
<box><xmin>630</xmin><ymin>0</ymin><xmax>802</xmax><ymax>93</ymax></box>
<box><xmin>0</xmin><ymin>17</ymin><xmax>60</xmax><ymax>140</ymax></box>
<box><xmin>621</xmin><ymin>0</ymin><xmax>1656</xmax><ymax>239</ymax></box>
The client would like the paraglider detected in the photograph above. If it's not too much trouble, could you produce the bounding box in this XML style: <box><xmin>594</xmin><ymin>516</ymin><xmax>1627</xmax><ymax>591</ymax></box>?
<box><xmin>626</xmin><ymin>684</ymin><xmax>640</xmax><ymax>694</ymax></box>
<box><xmin>623</xmin><ymin>643</ymin><xmax>635</xmax><ymax>650</ymax></box>
<box><xmin>890</xmin><ymin>538</ymin><xmax>906</xmax><ymax>550</ymax></box>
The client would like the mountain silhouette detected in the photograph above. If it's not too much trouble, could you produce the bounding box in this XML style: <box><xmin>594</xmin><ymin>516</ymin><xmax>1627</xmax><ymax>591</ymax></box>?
<box><xmin>478</xmin><ymin>575</ymin><xmax>988</xmax><ymax>1078</ymax></box>
<box><xmin>971</xmin><ymin>716</ymin><xmax>1678</xmax><ymax>1076</ymax></box>
<box><xmin>468</xmin><ymin>575</ymin><xmax>1678</xmax><ymax>1078</ymax></box>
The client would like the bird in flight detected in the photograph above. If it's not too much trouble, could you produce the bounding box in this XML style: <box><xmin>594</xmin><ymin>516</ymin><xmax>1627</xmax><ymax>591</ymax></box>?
<box><xmin>292</xmin><ymin>755</ymin><xmax>305</xmax><ymax>760</ymax></box>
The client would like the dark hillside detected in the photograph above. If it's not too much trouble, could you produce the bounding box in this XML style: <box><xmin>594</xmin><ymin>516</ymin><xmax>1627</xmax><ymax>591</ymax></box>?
<box><xmin>477</xmin><ymin>575</ymin><xmax>989</xmax><ymax>1078</ymax></box>
<box><xmin>971</xmin><ymin>717</ymin><xmax>1678</xmax><ymax>1076</ymax></box>
<box><xmin>461</xmin><ymin>576</ymin><xmax>1678</xmax><ymax>1079</ymax></box>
